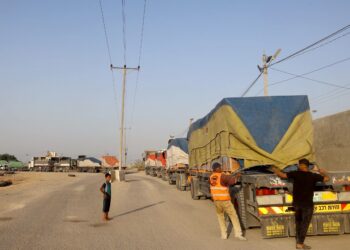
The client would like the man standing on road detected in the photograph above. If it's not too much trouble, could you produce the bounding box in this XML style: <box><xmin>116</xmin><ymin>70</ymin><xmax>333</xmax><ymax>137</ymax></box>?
<box><xmin>209</xmin><ymin>162</ymin><xmax>246</xmax><ymax>240</ymax></box>
<box><xmin>271</xmin><ymin>159</ymin><xmax>329</xmax><ymax>250</ymax></box>
<box><xmin>100</xmin><ymin>173</ymin><xmax>112</xmax><ymax>221</ymax></box>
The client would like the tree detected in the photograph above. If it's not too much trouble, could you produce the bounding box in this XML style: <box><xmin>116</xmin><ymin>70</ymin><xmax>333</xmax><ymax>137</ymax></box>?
<box><xmin>130</xmin><ymin>159</ymin><xmax>144</xmax><ymax>171</ymax></box>
<box><xmin>0</xmin><ymin>154</ymin><xmax>18</xmax><ymax>162</ymax></box>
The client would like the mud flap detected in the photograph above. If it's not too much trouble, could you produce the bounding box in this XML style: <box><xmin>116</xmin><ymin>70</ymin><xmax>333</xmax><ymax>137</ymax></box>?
<box><xmin>288</xmin><ymin>216</ymin><xmax>318</xmax><ymax>237</ymax></box>
<box><xmin>316</xmin><ymin>214</ymin><xmax>345</xmax><ymax>235</ymax></box>
<box><xmin>261</xmin><ymin>217</ymin><xmax>289</xmax><ymax>238</ymax></box>
<box><xmin>344</xmin><ymin>214</ymin><xmax>350</xmax><ymax>233</ymax></box>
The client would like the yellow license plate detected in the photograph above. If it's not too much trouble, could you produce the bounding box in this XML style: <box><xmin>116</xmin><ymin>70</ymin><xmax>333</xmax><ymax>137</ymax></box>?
<box><xmin>282</xmin><ymin>204</ymin><xmax>342</xmax><ymax>214</ymax></box>
<box><xmin>285</xmin><ymin>192</ymin><xmax>338</xmax><ymax>203</ymax></box>
<box><xmin>314</xmin><ymin>204</ymin><xmax>341</xmax><ymax>213</ymax></box>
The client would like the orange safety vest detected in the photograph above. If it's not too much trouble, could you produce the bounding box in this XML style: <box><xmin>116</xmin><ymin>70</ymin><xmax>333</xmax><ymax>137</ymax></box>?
<box><xmin>210</xmin><ymin>173</ymin><xmax>231</xmax><ymax>201</ymax></box>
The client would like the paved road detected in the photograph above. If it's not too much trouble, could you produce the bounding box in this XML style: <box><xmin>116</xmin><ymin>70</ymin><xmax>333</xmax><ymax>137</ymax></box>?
<box><xmin>1</xmin><ymin>172</ymin><xmax>350</xmax><ymax>250</ymax></box>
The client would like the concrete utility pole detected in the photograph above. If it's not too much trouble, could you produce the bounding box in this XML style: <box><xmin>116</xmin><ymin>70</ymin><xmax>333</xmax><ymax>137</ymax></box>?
<box><xmin>262</xmin><ymin>54</ymin><xmax>269</xmax><ymax>96</ymax></box>
<box><xmin>111</xmin><ymin>64</ymin><xmax>140</xmax><ymax>181</ymax></box>
<box><xmin>258</xmin><ymin>49</ymin><xmax>281</xmax><ymax>96</ymax></box>
<box><xmin>124</xmin><ymin>127</ymin><xmax>131</xmax><ymax>167</ymax></box>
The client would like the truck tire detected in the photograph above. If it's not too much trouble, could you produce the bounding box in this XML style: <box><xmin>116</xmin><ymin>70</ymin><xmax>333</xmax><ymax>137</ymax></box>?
<box><xmin>232</xmin><ymin>185</ymin><xmax>248</xmax><ymax>230</ymax></box>
<box><xmin>168</xmin><ymin>173</ymin><xmax>175</xmax><ymax>185</ymax></box>
<box><xmin>162</xmin><ymin>173</ymin><xmax>167</xmax><ymax>181</ymax></box>
<box><xmin>0</xmin><ymin>181</ymin><xmax>12</xmax><ymax>187</ymax></box>
<box><xmin>190</xmin><ymin>178</ymin><xmax>200</xmax><ymax>200</ymax></box>
<box><xmin>176</xmin><ymin>174</ymin><xmax>179</xmax><ymax>190</ymax></box>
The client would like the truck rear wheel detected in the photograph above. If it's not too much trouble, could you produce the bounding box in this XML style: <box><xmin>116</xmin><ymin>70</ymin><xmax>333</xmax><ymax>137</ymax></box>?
<box><xmin>168</xmin><ymin>175</ymin><xmax>173</xmax><ymax>185</ymax></box>
<box><xmin>232</xmin><ymin>185</ymin><xmax>248</xmax><ymax>230</ymax></box>
<box><xmin>176</xmin><ymin>175</ymin><xmax>180</xmax><ymax>190</ymax></box>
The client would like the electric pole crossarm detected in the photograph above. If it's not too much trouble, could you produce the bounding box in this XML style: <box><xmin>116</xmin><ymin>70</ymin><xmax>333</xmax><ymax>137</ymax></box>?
<box><xmin>110</xmin><ymin>64</ymin><xmax>140</xmax><ymax>70</ymax></box>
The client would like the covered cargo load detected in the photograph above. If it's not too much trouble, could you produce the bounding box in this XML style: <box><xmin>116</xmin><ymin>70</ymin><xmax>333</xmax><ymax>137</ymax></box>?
<box><xmin>187</xmin><ymin>96</ymin><xmax>315</xmax><ymax>169</ymax></box>
<box><xmin>155</xmin><ymin>150</ymin><xmax>167</xmax><ymax>168</ymax></box>
<box><xmin>166</xmin><ymin>138</ymin><xmax>189</xmax><ymax>169</ymax></box>
<box><xmin>143</xmin><ymin>151</ymin><xmax>157</xmax><ymax>175</ymax></box>
<box><xmin>144</xmin><ymin>151</ymin><xmax>157</xmax><ymax>167</ymax></box>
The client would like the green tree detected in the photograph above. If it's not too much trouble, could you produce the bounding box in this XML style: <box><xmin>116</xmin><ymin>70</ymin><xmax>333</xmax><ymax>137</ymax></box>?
<box><xmin>130</xmin><ymin>159</ymin><xmax>144</xmax><ymax>171</ymax></box>
<box><xmin>0</xmin><ymin>154</ymin><xmax>18</xmax><ymax>162</ymax></box>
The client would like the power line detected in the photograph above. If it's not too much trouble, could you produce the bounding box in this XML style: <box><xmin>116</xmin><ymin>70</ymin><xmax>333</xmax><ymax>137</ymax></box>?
<box><xmin>254</xmin><ymin>56</ymin><xmax>350</xmax><ymax>95</ymax></box>
<box><xmin>287</xmin><ymin>31</ymin><xmax>350</xmax><ymax>59</ymax></box>
<box><xmin>121</xmin><ymin>0</ymin><xmax>127</xmax><ymax>64</ymax></box>
<box><xmin>137</xmin><ymin>0</ymin><xmax>147</xmax><ymax>67</ymax></box>
<box><xmin>241</xmin><ymin>25</ymin><xmax>350</xmax><ymax>96</ymax></box>
<box><xmin>130</xmin><ymin>0</ymin><xmax>147</xmax><ymax>129</ymax></box>
<box><xmin>98</xmin><ymin>0</ymin><xmax>119</xmax><ymax>115</ymax></box>
<box><xmin>270</xmin><ymin>68</ymin><xmax>350</xmax><ymax>90</ymax></box>
<box><xmin>313</xmin><ymin>90</ymin><xmax>350</xmax><ymax>106</ymax></box>
<box><xmin>313</xmin><ymin>82</ymin><xmax>350</xmax><ymax>102</ymax></box>
<box><xmin>270</xmin><ymin>24</ymin><xmax>350</xmax><ymax>66</ymax></box>
<box><xmin>240</xmin><ymin>72</ymin><xmax>263</xmax><ymax>97</ymax></box>
<box><xmin>98</xmin><ymin>0</ymin><xmax>113</xmax><ymax>64</ymax></box>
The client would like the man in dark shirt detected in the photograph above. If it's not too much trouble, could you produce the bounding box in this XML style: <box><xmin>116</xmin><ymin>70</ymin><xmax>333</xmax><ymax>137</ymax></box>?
<box><xmin>272</xmin><ymin>159</ymin><xmax>329</xmax><ymax>249</ymax></box>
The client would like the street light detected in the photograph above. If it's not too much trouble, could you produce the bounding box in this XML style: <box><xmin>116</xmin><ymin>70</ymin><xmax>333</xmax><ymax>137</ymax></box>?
<box><xmin>257</xmin><ymin>49</ymin><xmax>281</xmax><ymax>96</ymax></box>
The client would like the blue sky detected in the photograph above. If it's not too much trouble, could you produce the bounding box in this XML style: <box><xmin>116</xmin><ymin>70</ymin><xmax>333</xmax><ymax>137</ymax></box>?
<box><xmin>1</xmin><ymin>0</ymin><xmax>349</xmax><ymax>162</ymax></box>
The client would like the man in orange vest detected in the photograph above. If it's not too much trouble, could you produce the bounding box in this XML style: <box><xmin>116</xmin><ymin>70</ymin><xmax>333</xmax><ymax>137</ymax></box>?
<box><xmin>210</xmin><ymin>162</ymin><xmax>246</xmax><ymax>240</ymax></box>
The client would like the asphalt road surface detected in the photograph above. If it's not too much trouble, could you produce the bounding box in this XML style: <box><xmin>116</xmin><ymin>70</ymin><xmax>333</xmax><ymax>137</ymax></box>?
<box><xmin>1</xmin><ymin>172</ymin><xmax>350</xmax><ymax>250</ymax></box>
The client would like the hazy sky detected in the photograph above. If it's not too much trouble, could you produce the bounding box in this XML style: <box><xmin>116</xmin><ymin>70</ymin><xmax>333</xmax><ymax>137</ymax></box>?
<box><xmin>1</xmin><ymin>0</ymin><xmax>350</xmax><ymax>163</ymax></box>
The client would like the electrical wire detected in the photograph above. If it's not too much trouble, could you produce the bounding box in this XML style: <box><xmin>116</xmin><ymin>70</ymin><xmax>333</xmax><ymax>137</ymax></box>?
<box><xmin>98</xmin><ymin>0</ymin><xmax>119</xmax><ymax>116</ymax></box>
<box><xmin>130</xmin><ymin>0</ymin><xmax>147</xmax><ymax>129</ymax></box>
<box><xmin>270</xmin><ymin>68</ymin><xmax>350</xmax><ymax>90</ymax></box>
<box><xmin>240</xmin><ymin>72</ymin><xmax>263</xmax><ymax>97</ymax></box>
<box><xmin>137</xmin><ymin>0</ymin><xmax>147</xmax><ymax>67</ymax></box>
<box><xmin>270</xmin><ymin>24</ymin><xmax>350</xmax><ymax>66</ymax></box>
<box><xmin>313</xmin><ymin>91</ymin><xmax>350</xmax><ymax>106</ymax></box>
<box><xmin>313</xmin><ymin>82</ymin><xmax>350</xmax><ymax>102</ymax></box>
<box><xmin>254</xmin><ymin>57</ymin><xmax>350</xmax><ymax>95</ymax></box>
<box><xmin>286</xmin><ymin>31</ymin><xmax>350</xmax><ymax>59</ymax></box>
<box><xmin>121</xmin><ymin>0</ymin><xmax>127</xmax><ymax>64</ymax></box>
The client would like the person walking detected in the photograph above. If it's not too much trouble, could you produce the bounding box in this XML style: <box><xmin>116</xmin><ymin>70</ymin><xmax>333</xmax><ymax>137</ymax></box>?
<box><xmin>209</xmin><ymin>162</ymin><xmax>246</xmax><ymax>240</ymax></box>
<box><xmin>271</xmin><ymin>159</ymin><xmax>329</xmax><ymax>249</ymax></box>
<box><xmin>100</xmin><ymin>173</ymin><xmax>112</xmax><ymax>221</ymax></box>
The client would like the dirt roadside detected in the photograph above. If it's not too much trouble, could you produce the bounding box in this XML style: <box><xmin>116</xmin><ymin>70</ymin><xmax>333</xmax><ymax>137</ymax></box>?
<box><xmin>0</xmin><ymin>172</ymin><xmax>96</xmax><ymax>215</ymax></box>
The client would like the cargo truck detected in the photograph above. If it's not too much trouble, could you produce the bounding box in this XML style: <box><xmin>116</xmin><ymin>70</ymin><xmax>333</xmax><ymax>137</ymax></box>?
<box><xmin>143</xmin><ymin>150</ymin><xmax>157</xmax><ymax>176</ymax></box>
<box><xmin>155</xmin><ymin>150</ymin><xmax>167</xmax><ymax>180</ymax></box>
<box><xmin>187</xmin><ymin>96</ymin><xmax>350</xmax><ymax>238</ymax></box>
<box><xmin>166</xmin><ymin>138</ymin><xmax>189</xmax><ymax>190</ymax></box>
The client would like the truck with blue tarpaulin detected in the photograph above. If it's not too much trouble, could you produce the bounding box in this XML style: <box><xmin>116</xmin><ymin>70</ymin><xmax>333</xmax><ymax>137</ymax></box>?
<box><xmin>186</xmin><ymin>95</ymin><xmax>350</xmax><ymax>238</ymax></box>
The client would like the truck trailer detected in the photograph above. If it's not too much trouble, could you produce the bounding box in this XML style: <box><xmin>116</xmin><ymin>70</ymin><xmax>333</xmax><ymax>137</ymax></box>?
<box><xmin>143</xmin><ymin>150</ymin><xmax>157</xmax><ymax>176</ymax></box>
<box><xmin>155</xmin><ymin>150</ymin><xmax>167</xmax><ymax>180</ymax></box>
<box><xmin>166</xmin><ymin>138</ymin><xmax>189</xmax><ymax>190</ymax></box>
<box><xmin>186</xmin><ymin>96</ymin><xmax>350</xmax><ymax>238</ymax></box>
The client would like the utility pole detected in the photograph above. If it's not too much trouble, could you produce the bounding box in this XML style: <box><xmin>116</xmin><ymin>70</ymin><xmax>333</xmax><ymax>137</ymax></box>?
<box><xmin>111</xmin><ymin>64</ymin><xmax>139</xmax><ymax>180</ymax></box>
<box><xmin>124</xmin><ymin>127</ymin><xmax>131</xmax><ymax>167</ymax></box>
<box><xmin>262</xmin><ymin>54</ymin><xmax>269</xmax><ymax>96</ymax></box>
<box><xmin>257</xmin><ymin>49</ymin><xmax>281</xmax><ymax>96</ymax></box>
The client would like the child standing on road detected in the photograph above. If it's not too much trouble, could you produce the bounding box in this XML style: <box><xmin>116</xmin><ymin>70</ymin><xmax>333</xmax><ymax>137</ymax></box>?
<box><xmin>100</xmin><ymin>173</ymin><xmax>112</xmax><ymax>221</ymax></box>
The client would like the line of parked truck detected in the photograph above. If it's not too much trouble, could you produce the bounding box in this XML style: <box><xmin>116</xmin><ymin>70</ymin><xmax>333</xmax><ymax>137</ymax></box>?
<box><xmin>28</xmin><ymin>152</ymin><xmax>120</xmax><ymax>173</ymax></box>
<box><xmin>143</xmin><ymin>95</ymin><xmax>350</xmax><ymax>238</ymax></box>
